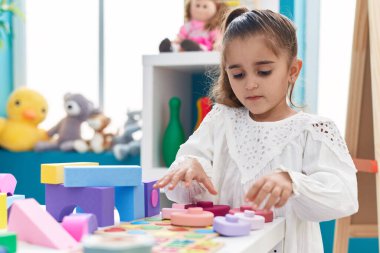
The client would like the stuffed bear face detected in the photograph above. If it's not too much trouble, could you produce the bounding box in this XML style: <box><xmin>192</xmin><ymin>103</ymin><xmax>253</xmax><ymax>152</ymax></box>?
<box><xmin>63</xmin><ymin>93</ymin><xmax>97</xmax><ymax>121</ymax></box>
<box><xmin>64</xmin><ymin>100</ymin><xmax>81</xmax><ymax>116</ymax></box>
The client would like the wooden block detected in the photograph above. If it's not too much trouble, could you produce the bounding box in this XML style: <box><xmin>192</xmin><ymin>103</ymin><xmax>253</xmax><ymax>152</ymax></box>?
<box><xmin>0</xmin><ymin>193</ymin><xmax>6</xmax><ymax>229</ymax></box>
<box><xmin>0</xmin><ymin>232</ymin><xmax>17</xmax><ymax>253</ymax></box>
<box><xmin>41</xmin><ymin>162</ymin><xmax>98</xmax><ymax>184</ymax></box>
<box><xmin>7</xmin><ymin>198</ymin><xmax>79</xmax><ymax>250</ymax></box>
<box><xmin>64</xmin><ymin>165</ymin><xmax>141</xmax><ymax>187</ymax></box>
<box><xmin>115</xmin><ymin>184</ymin><xmax>145</xmax><ymax>222</ymax></box>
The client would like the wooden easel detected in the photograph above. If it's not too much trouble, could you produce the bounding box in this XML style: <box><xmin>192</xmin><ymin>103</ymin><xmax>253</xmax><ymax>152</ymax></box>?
<box><xmin>333</xmin><ymin>0</ymin><xmax>380</xmax><ymax>252</ymax></box>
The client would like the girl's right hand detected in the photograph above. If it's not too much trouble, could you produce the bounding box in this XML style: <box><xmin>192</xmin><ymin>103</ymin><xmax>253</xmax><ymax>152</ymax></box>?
<box><xmin>153</xmin><ymin>158</ymin><xmax>218</xmax><ymax>195</ymax></box>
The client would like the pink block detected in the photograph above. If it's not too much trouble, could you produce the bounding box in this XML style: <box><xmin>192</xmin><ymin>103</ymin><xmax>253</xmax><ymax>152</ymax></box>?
<box><xmin>8</xmin><ymin>198</ymin><xmax>79</xmax><ymax>250</ymax></box>
<box><xmin>171</xmin><ymin>207</ymin><xmax>214</xmax><ymax>227</ymax></box>
<box><xmin>235</xmin><ymin>210</ymin><xmax>265</xmax><ymax>230</ymax></box>
<box><xmin>161</xmin><ymin>203</ymin><xmax>187</xmax><ymax>219</ymax></box>
<box><xmin>0</xmin><ymin>174</ymin><xmax>17</xmax><ymax>195</ymax></box>
<box><xmin>62</xmin><ymin>213</ymin><xmax>98</xmax><ymax>242</ymax></box>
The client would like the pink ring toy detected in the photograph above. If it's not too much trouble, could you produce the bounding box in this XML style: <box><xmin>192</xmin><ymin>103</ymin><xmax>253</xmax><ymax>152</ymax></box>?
<box><xmin>171</xmin><ymin>207</ymin><xmax>214</xmax><ymax>227</ymax></box>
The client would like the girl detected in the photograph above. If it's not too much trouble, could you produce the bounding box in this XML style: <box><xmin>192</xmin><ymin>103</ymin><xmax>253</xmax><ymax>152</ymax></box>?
<box><xmin>154</xmin><ymin>8</ymin><xmax>358</xmax><ymax>253</ymax></box>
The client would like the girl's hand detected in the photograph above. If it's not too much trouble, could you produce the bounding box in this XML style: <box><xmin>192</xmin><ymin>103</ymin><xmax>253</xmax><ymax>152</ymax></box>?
<box><xmin>245</xmin><ymin>172</ymin><xmax>293</xmax><ymax>211</ymax></box>
<box><xmin>153</xmin><ymin>158</ymin><xmax>218</xmax><ymax>195</ymax></box>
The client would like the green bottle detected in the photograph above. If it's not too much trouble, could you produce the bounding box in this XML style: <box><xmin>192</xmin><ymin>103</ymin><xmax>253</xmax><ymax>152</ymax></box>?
<box><xmin>162</xmin><ymin>97</ymin><xmax>185</xmax><ymax>167</ymax></box>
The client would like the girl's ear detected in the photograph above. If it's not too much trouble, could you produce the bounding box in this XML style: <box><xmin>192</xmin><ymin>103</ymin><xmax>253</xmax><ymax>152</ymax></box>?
<box><xmin>289</xmin><ymin>59</ymin><xmax>303</xmax><ymax>83</ymax></box>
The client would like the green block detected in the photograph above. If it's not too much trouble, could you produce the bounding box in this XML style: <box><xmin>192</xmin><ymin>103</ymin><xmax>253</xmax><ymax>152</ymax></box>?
<box><xmin>0</xmin><ymin>232</ymin><xmax>17</xmax><ymax>253</ymax></box>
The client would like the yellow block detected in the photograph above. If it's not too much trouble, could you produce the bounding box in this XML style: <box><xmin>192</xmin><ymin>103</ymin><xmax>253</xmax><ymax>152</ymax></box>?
<box><xmin>0</xmin><ymin>193</ymin><xmax>6</xmax><ymax>229</ymax></box>
<box><xmin>41</xmin><ymin>162</ymin><xmax>99</xmax><ymax>184</ymax></box>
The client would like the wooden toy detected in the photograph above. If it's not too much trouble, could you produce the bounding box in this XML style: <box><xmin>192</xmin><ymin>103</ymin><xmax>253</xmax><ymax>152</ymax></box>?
<box><xmin>45</xmin><ymin>184</ymin><xmax>115</xmax><ymax>227</ymax></box>
<box><xmin>194</xmin><ymin>97</ymin><xmax>212</xmax><ymax>130</ymax></box>
<box><xmin>7</xmin><ymin>198</ymin><xmax>79</xmax><ymax>250</ymax></box>
<box><xmin>0</xmin><ymin>232</ymin><xmax>17</xmax><ymax>253</ymax></box>
<box><xmin>115</xmin><ymin>184</ymin><xmax>145</xmax><ymax>222</ymax></box>
<box><xmin>213</xmin><ymin>214</ymin><xmax>251</xmax><ymax>237</ymax></box>
<box><xmin>0</xmin><ymin>193</ymin><xmax>6</xmax><ymax>229</ymax></box>
<box><xmin>6</xmin><ymin>195</ymin><xmax>25</xmax><ymax>209</ymax></box>
<box><xmin>83</xmin><ymin>234</ymin><xmax>154</xmax><ymax>253</ymax></box>
<box><xmin>41</xmin><ymin>162</ymin><xmax>98</xmax><ymax>184</ymax></box>
<box><xmin>162</xmin><ymin>203</ymin><xmax>187</xmax><ymax>219</ymax></box>
<box><xmin>64</xmin><ymin>165</ymin><xmax>141</xmax><ymax>187</ymax></box>
<box><xmin>162</xmin><ymin>97</ymin><xmax>185</xmax><ymax>167</ymax></box>
<box><xmin>195</xmin><ymin>201</ymin><xmax>230</xmax><ymax>217</ymax></box>
<box><xmin>143</xmin><ymin>180</ymin><xmax>160</xmax><ymax>217</ymax></box>
<box><xmin>62</xmin><ymin>213</ymin><xmax>98</xmax><ymax>242</ymax></box>
<box><xmin>235</xmin><ymin>210</ymin><xmax>265</xmax><ymax>230</ymax></box>
<box><xmin>171</xmin><ymin>207</ymin><xmax>214</xmax><ymax>227</ymax></box>
<box><xmin>229</xmin><ymin>206</ymin><xmax>274</xmax><ymax>222</ymax></box>
<box><xmin>0</xmin><ymin>174</ymin><xmax>16</xmax><ymax>195</ymax></box>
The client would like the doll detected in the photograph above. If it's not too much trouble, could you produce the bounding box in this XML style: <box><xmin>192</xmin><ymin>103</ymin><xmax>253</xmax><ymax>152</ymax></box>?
<box><xmin>159</xmin><ymin>0</ymin><xmax>228</xmax><ymax>52</ymax></box>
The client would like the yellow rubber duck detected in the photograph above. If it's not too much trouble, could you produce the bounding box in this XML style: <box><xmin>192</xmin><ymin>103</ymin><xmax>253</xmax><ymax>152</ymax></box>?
<box><xmin>0</xmin><ymin>87</ymin><xmax>48</xmax><ymax>151</ymax></box>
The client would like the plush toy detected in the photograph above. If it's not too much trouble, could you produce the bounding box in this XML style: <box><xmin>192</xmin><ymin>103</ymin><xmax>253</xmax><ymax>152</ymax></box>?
<box><xmin>34</xmin><ymin>93</ymin><xmax>99</xmax><ymax>151</ymax></box>
<box><xmin>73</xmin><ymin>113</ymin><xmax>114</xmax><ymax>153</ymax></box>
<box><xmin>0</xmin><ymin>87</ymin><xmax>48</xmax><ymax>151</ymax></box>
<box><xmin>159</xmin><ymin>0</ymin><xmax>228</xmax><ymax>52</ymax></box>
<box><xmin>112</xmin><ymin>110</ymin><xmax>142</xmax><ymax>161</ymax></box>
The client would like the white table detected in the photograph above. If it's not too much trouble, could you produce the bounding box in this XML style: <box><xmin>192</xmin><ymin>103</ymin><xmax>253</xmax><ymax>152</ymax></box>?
<box><xmin>16</xmin><ymin>217</ymin><xmax>285</xmax><ymax>253</ymax></box>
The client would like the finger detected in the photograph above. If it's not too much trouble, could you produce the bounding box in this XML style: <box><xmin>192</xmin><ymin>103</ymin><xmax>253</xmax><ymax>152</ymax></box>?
<box><xmin>263</xmin><ymin>186</ymin><xmax>282</xmax><ymax>211</ymax></box>
<box><xmin>199</xmin><ymin>177</ymin><xmax>218</xmax><ymax>195</ymax></box>
<box><xmin>168</xmin><ymin>169</ymin><xmax>187</xmax><ymax>190</ymax></box>
<box><xmin>245</xmin><ymin>178</ymin><xmax>266</xmax><ymax>201</ymax></box>
<box><xmin>153</xmin><ymin>174</ymin><xmax>172</xmax><ymax>188</ymax></box>
<box><xmin>275</xmin><ymin>189</ymin><xmax>292</xmax><ymax>208</ymax></box>
<box><xmin>184</xmin><ymin>169</ymin><xmax>196</xmax><ymax>187</ymax></box>
<box><xmin>251</xmin><ymin>181</ymin><xmax>274</xmax><ymax>209</ymax></box>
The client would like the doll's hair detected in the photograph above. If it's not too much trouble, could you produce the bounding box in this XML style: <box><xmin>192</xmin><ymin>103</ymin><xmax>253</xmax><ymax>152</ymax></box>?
<box><xmin>185</xmin><ymin>0</ymin><xmax>228</xmax><ymax>31</ymax></box>
<box><xmin>209</xmin><ymin>8</ymin><xmax>298</xmax><ymax>107</ymax></box>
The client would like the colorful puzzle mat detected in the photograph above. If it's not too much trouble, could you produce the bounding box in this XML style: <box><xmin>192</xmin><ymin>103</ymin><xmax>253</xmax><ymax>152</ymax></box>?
<box><xmin>95</xmin><ymin>216</ymin><xmax>224</xmax><ymax>253</ymax></box>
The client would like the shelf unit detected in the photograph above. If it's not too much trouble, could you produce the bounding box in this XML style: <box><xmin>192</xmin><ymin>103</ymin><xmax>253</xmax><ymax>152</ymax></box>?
<box><xmin>142</xmin><ymin>52</ymin><xmax>220</xmax><ymax>179</ymax></box>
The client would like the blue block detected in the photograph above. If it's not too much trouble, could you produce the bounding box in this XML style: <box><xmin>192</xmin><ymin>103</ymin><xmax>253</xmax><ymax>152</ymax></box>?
<box><xmin>64</xmin><ymin>165</ymin><xmax>141</xmax><ymax>187</ymax></box>
<box><xmin>144</xmin><ymin>180</ymin><xmax>160</xmax><ymax>217</ymax></box>
<box><xmin>6</xmin><ymin>195</ymin><xmax>25</xmax><ymax>209</ymax></box>
<box><xmin>115</xmin><ymin>184</ymin><xmax>145</xmax><ymax>222</ymax></box>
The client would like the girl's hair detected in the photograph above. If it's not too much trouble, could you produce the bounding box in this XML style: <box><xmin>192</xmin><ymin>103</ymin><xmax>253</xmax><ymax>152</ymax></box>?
<box><xmin>185</xmin><ymin>0</ymin><xmax>228</xmax><ymax>31</ymax></box>
<box><xmin>209</xmin><ymin>8</ymin><xmax>298</xmax><ymax>107</ymax></box>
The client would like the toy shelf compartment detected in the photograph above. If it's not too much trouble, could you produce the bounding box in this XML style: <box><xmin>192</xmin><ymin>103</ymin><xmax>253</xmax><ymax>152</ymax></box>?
<box><xmin>142</xmin><ymin>52</ymin><xmax>220</xmax><ymax>178</ymax></box>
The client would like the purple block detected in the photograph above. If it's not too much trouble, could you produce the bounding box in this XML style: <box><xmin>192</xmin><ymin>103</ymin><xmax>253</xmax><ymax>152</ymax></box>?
<box><xmin>143</xmin><ymin>180</ymin><xmax>160</xmax><ymax>217</ymax></box>
<box><xmin>45</xmin><ymin>184</ymin><xmax>114</xmax><ymax>227</ymax></box>
<box><xmin>213</xmin><ymin>214</ymin><xmax>251</xmax><ymax>237</ymax></box>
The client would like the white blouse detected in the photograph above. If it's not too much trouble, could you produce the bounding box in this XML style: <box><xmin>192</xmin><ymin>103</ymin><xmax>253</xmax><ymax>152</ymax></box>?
<box><xmin>164</xmin><ymin>104</ymin><xmax>358</xmax><ymax>253</ymax></box>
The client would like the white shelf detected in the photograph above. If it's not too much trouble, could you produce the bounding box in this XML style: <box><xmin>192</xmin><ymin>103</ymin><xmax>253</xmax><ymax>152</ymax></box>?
<box><xmin>142</xmin><ymin>52</ymin><xmax>221</xmax><ymax>177</ymax></box>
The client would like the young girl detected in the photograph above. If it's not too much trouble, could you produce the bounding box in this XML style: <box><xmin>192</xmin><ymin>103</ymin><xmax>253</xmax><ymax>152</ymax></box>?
<box><xmin>154</xmin><ymin>8</ymin><xmax>358</xmax><ymax>253</ymax></box>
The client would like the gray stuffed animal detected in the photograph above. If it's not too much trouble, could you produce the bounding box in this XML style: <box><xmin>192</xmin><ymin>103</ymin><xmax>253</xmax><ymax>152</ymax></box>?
<box><xmin>34</xmin><ymin>93</ymin><xmax>99</xmax><ymax>151</ymax></box>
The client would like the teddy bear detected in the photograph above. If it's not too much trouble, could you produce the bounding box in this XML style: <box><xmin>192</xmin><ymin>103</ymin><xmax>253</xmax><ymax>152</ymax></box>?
<box><xmin>73</xmin><ymin>112</ymin><xmax>114</xmax><ymax>153</ymax></box>
<box><xmin>159</xmin><ymin>0</ymin><xmax>228</xmax><ymax>52</ymax></box>
<box><xmin>112</xmin><ymin>110</ymin><xmax>142</xmax><ymax>160</ymax></box>
<box><xmin>34</xmin><ymin>93</ymin><xmax>99</xmax><ymax>151</ymax></box>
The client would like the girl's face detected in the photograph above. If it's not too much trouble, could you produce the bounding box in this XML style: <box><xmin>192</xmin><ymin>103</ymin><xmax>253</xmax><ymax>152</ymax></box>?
<box><xmin>225</xmin><ymin>34</ymin><xmax>302</xmax><ymax>121</ymax></box>
<box><xmin>190</xmin><ymin>0</ymin><xmax>216</xmax><ymax>22</ymax></box>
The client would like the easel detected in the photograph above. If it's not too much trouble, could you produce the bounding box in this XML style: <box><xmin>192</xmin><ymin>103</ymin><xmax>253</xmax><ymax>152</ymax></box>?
<box><xmin>333</xmin><ymin>0</ymin><xmax>380</xmax><ymax>252</ymax></box>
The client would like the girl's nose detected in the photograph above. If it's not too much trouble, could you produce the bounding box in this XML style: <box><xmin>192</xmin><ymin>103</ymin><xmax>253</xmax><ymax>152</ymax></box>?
<box><xmin>245</xmin><ymin>78</ymin><xmax>259</xmax><ymax>90</ymax></box>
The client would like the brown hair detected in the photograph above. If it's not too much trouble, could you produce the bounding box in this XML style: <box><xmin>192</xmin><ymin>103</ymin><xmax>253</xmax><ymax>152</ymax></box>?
<box><xmin>209</xmin><ymin>8</ymin><xmax>299</xmax><ymax>107</ymax></box>
<box><xmin>185</xmin><ymin>0</ymin><xmax>228</xmax><ymax>31</ymax></box>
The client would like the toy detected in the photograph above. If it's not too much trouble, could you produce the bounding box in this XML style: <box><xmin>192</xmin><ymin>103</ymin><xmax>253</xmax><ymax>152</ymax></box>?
<box><xmin>115</xmin><ymin>183</ymin><xmax>145</xmax><ymax>222</ymax></box>
<box><xmin>112</xmin><ymin>110</ymin><xmax>142</xmax><ymax>161</ymax></box>
<box><xmin>34</xmin><ymin>93</ymin><xmax>99</xmax><ymax>151</ymax></box>
<box><xmin>235</xmin><ymin>210</ymin><xmax>265</xmax><ymax>230</ymax></box>
<box><xmin>6</xmin><ymin>195</ymin><xmax>25</xmax><ymax>209</ymax></box>
<box><xmin>8</xmin><ymin>198</ymin><xmax>79</xmax><ymax>250</ymax></box>
<box><xmin>229</xmin><ymin>206</ymin><xmax>274</xmax><ymax>223</ymax></box>
<box><xmin>0</xmin><ymin>193</ymin><xmax>6</xmax><ymax>229</ymax></box>
<box><xmin>159</xmin><ymin>0</ymin><xmax>228</xmax><ymax>52</ymax></box>
<box><xmin>45</xmin><ymin>184</ymin><xmax>115</xmax><ymax>227</ymax></box>
<box><xmin>41</xmin><ymin>162</ymin><xmax>99</xmax><ymax>184</ymax></box>
<box><xmin>192</xmin><ymin>201</ymin><xmax>230</xmax><ymax>217</ymax></box>
<box><xmin>74</xmin><ymin>112</ymin><xmax>114</xmax><ymax>153</ymax></box>
<box><xmin>143</xmin><ymin>180</ymin><xmax>160</xmax><ymax>217</ymax></box>
<box><xmin>0</xmin><ymin>174</ymin><xmax>16</xmax><ymax>195</ymax></box>
<box><xmin>0</xmin><ymin>232</ymin><xmax>17</xmax><ymax>253</ymax></box>
<box><xmin>213</xmin><ymin>214</ymin><xmax>251</xmax><ymax>237</ymax></box>
<box><xmin>171</xmin><ymin>207</ymin><xmax>214</xmax><ymax>227</ymax></box>
<box><xmin>0</xmin><ymin>87</ymin><xmax>48</xmax><ymax>151</ymax></box>
<box><xmin>63</xmin><ymin>165</ymin><xmax>142</xmax><ymax>187</ymax></box>
<box><xmin>194</xmin><ymin>97</ymin><xmax>212</xmax><ymax>130</ymax></box>
<box><xmin>62</xmin><ymin>213</ymin><xmax>98</xmax><ymax>242</ymax></box>
<box><xmin>162</xmin><ymin>203</ymin><xmax>188</xmax><ymax>219</ymax></box>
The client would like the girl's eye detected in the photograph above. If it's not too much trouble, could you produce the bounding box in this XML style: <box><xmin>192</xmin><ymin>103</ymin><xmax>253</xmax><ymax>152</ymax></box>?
<box><xmin>203</xmin><ymin>4</ymin><xmax>207</xmax><ymax>8</ymax></box>
<box><xmin>196</xmin><ymin>4</ymin><xmax>201</xmax><ymax>7</ymax></box>
<box><xmin>258</xmin><ymin>70</ymin><xmax>272</xmax><ymax>76</ymax></box>
<box><xmin>232</xmin><ymin>73</ymin><xmax>245</xmax><ymax>79</ymax></box>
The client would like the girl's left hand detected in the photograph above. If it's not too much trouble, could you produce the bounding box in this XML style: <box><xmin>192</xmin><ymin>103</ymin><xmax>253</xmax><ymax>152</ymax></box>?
<box><xmin>245</xmin><ymin>172</ymin><xmax>293</xmax><ymax>211</ymax></box>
